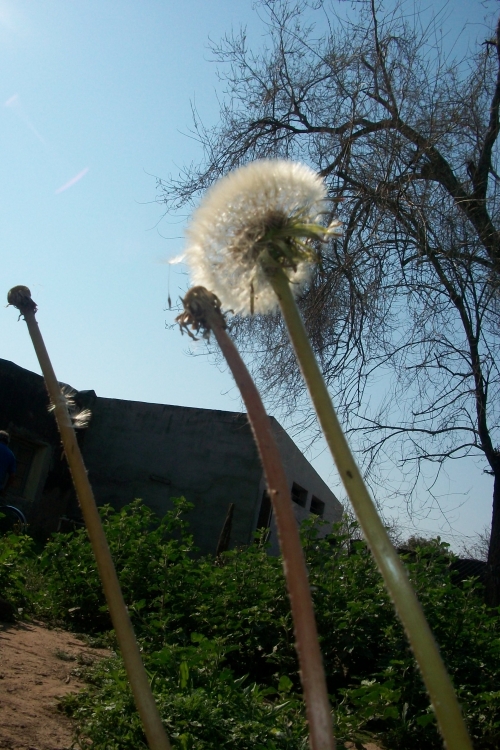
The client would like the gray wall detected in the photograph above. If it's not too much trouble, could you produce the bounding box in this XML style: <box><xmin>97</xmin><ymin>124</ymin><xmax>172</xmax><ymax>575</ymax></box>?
<box><xmin>270</xmin><ymin>419</ymin><xmax>342</xmax><ymax>523</ymax></box>
<box><xmin>265</xmin><ymin>420</ymin><xmax>343</xmax><ymax>554</ymax></box>
<box><xmin>0</xmin><ymin>358</ymin><xmax>343</xmax><ymax>551</ymax></box>
<box><xmin>81</xmin><ymin>397</ymin><xmax>264</xmax><ymax>554</ymax></box>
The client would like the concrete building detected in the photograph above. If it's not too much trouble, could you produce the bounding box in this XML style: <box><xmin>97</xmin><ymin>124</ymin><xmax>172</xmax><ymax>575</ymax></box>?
<box><xmin>0</xmin><ymin>358</ymin><xmax>342</xmax><ymax>552</ymax></box>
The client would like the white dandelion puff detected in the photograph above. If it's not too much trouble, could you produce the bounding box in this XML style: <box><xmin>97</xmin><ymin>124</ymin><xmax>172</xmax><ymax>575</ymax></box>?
<box><xmin>185</xmin><ymin>159</ymin><xmax>339</xmax><ymax>315</ymax></box>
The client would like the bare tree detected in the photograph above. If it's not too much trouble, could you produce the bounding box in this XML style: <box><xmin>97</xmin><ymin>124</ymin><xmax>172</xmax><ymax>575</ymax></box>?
<box><xmin>158</xmin><ymin>0</ymin><xmax>500</xmax><ymax>603</ymax></box>
<box><xmin>458</xmin><ymin>526</ymin><xmax>490</xmax><ymax>562</ymax></box>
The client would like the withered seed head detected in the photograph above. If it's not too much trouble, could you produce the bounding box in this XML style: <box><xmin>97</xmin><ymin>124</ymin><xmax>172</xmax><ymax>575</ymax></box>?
<box><xmin>176</xmin><ymin>286</ymin><xmax>226</xmax><ymax>340</ymax></box>
<box><xmin>7</xmin><ymin>286</ymin><xmax>38</xmax><ymax>314</ymax></box>
<box><xmin>7</xmin><ymin>286</ymin><xmax>38</xmax><ymax>317</ymax></box>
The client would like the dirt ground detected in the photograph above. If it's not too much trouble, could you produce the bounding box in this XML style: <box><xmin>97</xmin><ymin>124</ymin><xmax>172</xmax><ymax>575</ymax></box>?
<box><xmin>0</xmin><ymin>620</ymin><xmax>110</xmax><ymax>750</ymax></box>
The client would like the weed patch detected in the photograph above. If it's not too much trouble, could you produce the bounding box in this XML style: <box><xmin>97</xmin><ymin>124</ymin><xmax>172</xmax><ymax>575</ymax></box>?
<box><xmin>2</xmin><ymin>499</ymin><xmax>499</xmax><ymax>748</ymax></box>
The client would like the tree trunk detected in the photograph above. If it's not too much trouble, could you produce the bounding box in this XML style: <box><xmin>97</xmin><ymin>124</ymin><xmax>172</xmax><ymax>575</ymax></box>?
<box><xmin>486</xmin><ymin>466</ymin><xmax>500</xmax><ymax>607</ymax></box>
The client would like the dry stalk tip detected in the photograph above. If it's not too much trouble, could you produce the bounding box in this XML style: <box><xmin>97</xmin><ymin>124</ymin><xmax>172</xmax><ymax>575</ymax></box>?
<box><xmin>176</xmin><ymin>286</ymin><xmax>227</xmax><ymax>340</ymax></box>
<box><xmin>7</xmin><ymin>285</ymin><xmax>38</xmax><ymax>314</ymax></box>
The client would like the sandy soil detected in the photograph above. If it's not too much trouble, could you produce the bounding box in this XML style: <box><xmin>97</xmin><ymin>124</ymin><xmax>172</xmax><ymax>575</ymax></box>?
<box><xmin>0</xmin><ymin>621</ymin><xmax>110</xmax><ymax>750</ymax></box>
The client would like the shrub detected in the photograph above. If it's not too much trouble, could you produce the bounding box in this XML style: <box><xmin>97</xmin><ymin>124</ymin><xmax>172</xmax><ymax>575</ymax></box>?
<box><xmin>0</xmin><ymin>530</ymin><xmax>35</xmax><ymax>617</ymax></box>
<box><xmin>15</xmin><ymin>500</ymin><xmax>500</xmax><ymax>748</ymax></box>
<box><xmin>63</xmin><ymin>634</ymin><xmax>308</xmax><ymax>750</ymax></box>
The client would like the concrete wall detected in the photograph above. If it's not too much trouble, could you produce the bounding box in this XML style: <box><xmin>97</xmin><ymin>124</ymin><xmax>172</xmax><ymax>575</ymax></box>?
<box><xmin>270</xmin><ymin>419</ymin><xmax>341</xmax><ymax>523</ymax></box>
<box><xmin>82</xmin><ymin>400</ymin><xmax>343</xmax><ymax>555</ymax></box>
<box><xmin>263</xmin><ymin>419</ymin><xmax>343</xmax><ymax>553</ymax></box>
<box><xmin>80</xmin><ymin>397</ymin><xmax>264</xmax><ymax>554</ymax></box>
<box><xmin>0</xmin><ymin>358</ymin><xmax>343</xmax><ymax>552</ymax></box>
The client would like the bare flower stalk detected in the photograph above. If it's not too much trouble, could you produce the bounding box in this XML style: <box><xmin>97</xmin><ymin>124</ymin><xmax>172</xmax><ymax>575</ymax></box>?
<box><xmin>264</xmin><ymin>267</ymin><xmax>472</xmax><ymax>750</ymax></box>
<box><xmin>7</xmin><ymin>286</ymin><xmax>171</xmax><ymax>750</ymax></box>
<box><xmin>177</xmin><ymin>286</ymin><xmax>335</xmax><ymax>750</ymax></box>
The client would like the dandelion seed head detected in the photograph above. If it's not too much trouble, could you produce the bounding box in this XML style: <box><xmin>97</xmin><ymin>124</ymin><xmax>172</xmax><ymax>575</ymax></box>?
<box><xmin>185</xmin><ymin>160</ymin><xmax>330</xmax><ymax>314</ymax></box>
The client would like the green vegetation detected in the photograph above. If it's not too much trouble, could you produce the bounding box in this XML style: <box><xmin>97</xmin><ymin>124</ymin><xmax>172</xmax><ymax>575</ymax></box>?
<box><xmin>0</xmin><ymin>528</ymin><xmax>34</xmax><ymax>616</ymax></box>
<box><xmin>1</xmin><ymin>498</ymin><xmax>499</xmax><ymax>748</ymax></box>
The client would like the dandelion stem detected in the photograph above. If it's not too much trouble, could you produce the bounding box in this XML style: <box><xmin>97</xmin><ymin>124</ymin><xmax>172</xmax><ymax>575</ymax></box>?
<box><xmin>181</xmin><ymin>287</ymin><xmax>335</xmax><ymax>750</ymax></box>
<box><xmin>266</xmin><ymin>268</ymin><xmax>472</xmax><ymax>750</ymax></box>
<box><xmin>7</xmin><ymin>287</ymin><xmax>171</xmax><ymax>750</ymax></box>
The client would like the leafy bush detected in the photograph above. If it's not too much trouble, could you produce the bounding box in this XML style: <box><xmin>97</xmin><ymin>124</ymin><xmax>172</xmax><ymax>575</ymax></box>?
<box><xmin>63</xmin><ymin>634</ymin><xmax>307</xmax><ymax>750</ymax></box>
<box><xmin>34</xmin><ymin>498</ymin><xmax>196</xmax><ymax>632</ymax></box>
<box><xmin>0</xmin><ymin>530</ymin><xmax>35</xmax><ymax>616</ymax></box>
<box><xmin>34</xmin><ymin>500</ymin><xmax>294</xmax><ymax>684</ymax></box>
<box><xmin>6</xmin><ymin>499</ymin><xmax>500</xmax><ymax>748</ymax></box>
<box><xmin>304</xmin><ymin>524</ymin><xmax>500</xmax><ymax>748</ymax></box>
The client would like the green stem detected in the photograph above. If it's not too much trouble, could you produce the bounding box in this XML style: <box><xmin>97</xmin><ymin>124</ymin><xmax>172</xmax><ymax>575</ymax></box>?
<box><xmin>267</xmin><ymin>267</ymin><xmax>472</xmax><ymax>750</ymax></box>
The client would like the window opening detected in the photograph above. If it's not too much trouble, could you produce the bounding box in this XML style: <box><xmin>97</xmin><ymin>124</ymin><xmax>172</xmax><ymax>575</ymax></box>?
<box><xmin>310</xmin><ymin>496</ymin><xmax>325</xmax><ymax>517</ymax></box>
<box><xmin>291</xmin><ymin>482</ymin><xmax>308</xmax><ymax>508</ymax></box>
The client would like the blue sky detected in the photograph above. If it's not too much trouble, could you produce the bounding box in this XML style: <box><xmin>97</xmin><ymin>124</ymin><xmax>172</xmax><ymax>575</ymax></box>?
<box><xmin>1</xmin><ymin>0</ymin><xmax>497</xmax><ymax>549</ymax></box>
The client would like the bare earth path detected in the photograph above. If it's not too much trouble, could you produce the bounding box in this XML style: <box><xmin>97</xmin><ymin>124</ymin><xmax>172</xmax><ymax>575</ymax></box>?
<box><xmin>0</xmin><ymin>621</ymin><xmax>110</xmax><ymax>750</ymax></box>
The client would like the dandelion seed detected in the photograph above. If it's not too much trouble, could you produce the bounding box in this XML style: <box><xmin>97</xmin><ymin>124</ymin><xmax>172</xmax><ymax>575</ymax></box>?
<box><xmin>47</xmin><ymin>384</ymin><xmax>77</xmax><ymax>411</ymax></box>
<box><xmin>167</xmin><ymin>253</ymin><xmax>186</xmax><ymax>265</ymax></box>
<box><xmin>185</xmin><ymin>160</ymin><xmax>340</xmax><ymax>315</ymax></box>
<box><xmin>71</xmin><ymin>408</ymin><xmax>92</xmax><ymax>429</ymax></box>
<box><xmin>48</xmin><ymin>384</ymin><xmax>91</xmax><ymax>429</ymax></box>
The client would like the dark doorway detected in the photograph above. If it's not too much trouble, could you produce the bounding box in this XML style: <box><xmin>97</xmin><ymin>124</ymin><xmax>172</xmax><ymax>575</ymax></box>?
<box><xmin>256</xmin><ymin>490</ymin><xmax>273</xmax><ymax>530</ymax></box>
